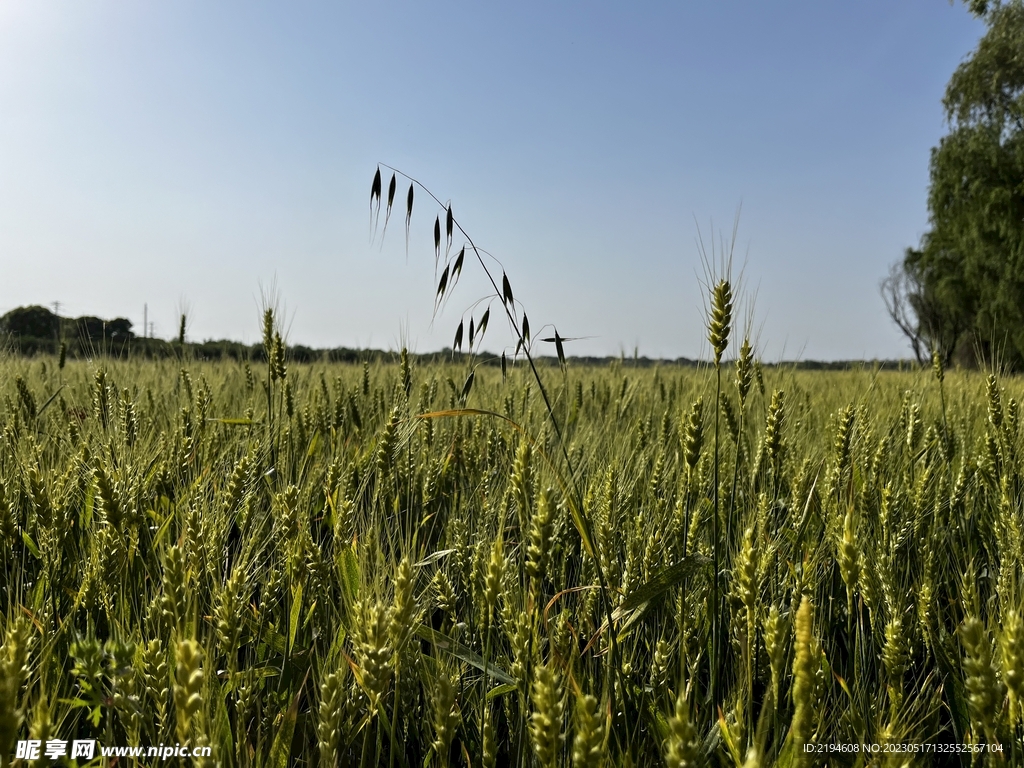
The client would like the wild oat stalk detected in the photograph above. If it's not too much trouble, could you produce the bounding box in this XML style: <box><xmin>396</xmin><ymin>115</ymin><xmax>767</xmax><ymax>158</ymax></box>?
<box><xmin>370</xmin><ymin>166</ymin><xmax>627</xmax><ymax>738</ymax></box>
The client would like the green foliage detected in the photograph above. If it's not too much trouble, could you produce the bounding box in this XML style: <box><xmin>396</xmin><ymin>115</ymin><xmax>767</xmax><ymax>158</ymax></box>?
<box><xmin>0</xmin><ymin>351</ymin><xmax>1022</xmax><ymax>764</ymax></box>
<box><xmin>888</xmin><ymin>0</ymin><xmax>1024</xmax><ymax>366</ymax></box>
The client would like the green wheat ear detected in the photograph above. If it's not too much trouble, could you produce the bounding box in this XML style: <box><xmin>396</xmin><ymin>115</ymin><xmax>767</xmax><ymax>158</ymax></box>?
<box><xmin>481</xmin><ymin>705</ymin><xmax>497</xmax><ymax>768</ymax></box>
<box><xmin>572</xmin><ymin>694</ymin><xmax>605</xmax><ymax>768</ymax></box>
<box><xmin>0</xmin><ymin>618</ymin><xmax>35</xmax><ymax>763</ymax></box>
<box><xmin>960</xmin><ymin>617</ymin><xmax>1001</xmax><ymax>745</ymax></box>
<box><xmin>1001</xmin><ymin>608</ymin><xmax>1024</xmax><ymax>729</ymax></box>
<box><xmin>664</xmin><ymin>687</ymin><xmax>703</xmax><ymax>768</ymax></box>
<box><xmin>138</xmin><ymin>639</ymin><xmax>169</xmax><ymax>728</ymax></box>
<box><xmin>763</xmin><ymin>604</ymin><xmax>788</xmax><ymax>711</ymax></box>
<box><xmin>790</xmin><ymin>596</ymin><xmax>819</xmax><ymax>763</ymax></box>
<box><xmin>353</xmin><ymin>600</ymin><xmax>394</xmax><ymax>714</ymax></box>
<box><xmin>526</xmin><ymin>487</ymin><xmax>555</xmax><ymax>590</ymax></box>
<box><xmin>173</xmin><ymin>638</ymin><xmax>204</xmax><ymax>744</ymax></box>
<box><xmin>762</xmin><ymin>389</ymin><xmax>785</xmax><ymax>470</ymax></box>
<box><xmin>28</xmin><ymin>691</ymin><xmax>53</xmax><ymax>761</ymax></box>
<box><xmin>215</xmin><ymin>567</ymin><xmax>247</xmax><ymax>665</ymax></box>
<box><xmin>708</xmin><ymin>279</ymin><xmax>733</xmax><ymax>366</ymax></box>
<box><xmin>530</xmin><ymin>662</ymin><xmax>565</xmax><ymax>768</ymax></box>
<box><xmin>682</xmin><ymin>396</ymin><xmax>705</xmax><ymax>472</ymax></box>
<box><xmin>0</xmin><ymin>477</ymin><xmax>14</xmax><ymax>543</ymax></box>
<box><xmin>161</xmin><ymin>545</ymin><xmax>188</xmax><ymax>637</ymax></box>
<box><xmin>932</xmin><ymin>348</ymin><xmax>944</xmax><ymax>382</ymax></box>
<box><xmin>735</xmin><ymin>337</ymin><xmax>754</xmax><ymax>405</ymax></box>
<box><xmin>837</xmin><ymin>505</ymin><xmax>860</xmax><ymax>611</ymax></box>
<box><xmin>389</xmin><ymin>555</ymin><xmax>419</xmax><ymax>651</ymax></box>
<box><xmin>317</xmin><ymin>670</ymin><xmax>346</xmax><ymax>768</ymax></box>
<box><xmin>429</xmin><ymin>671</ymin><xmax>460</xmax><ymax>768</ymax></box>
<box><xmin>481</xmin><ymin>535</ymin><xmax>505</xmax><ymax>630</ymax></box>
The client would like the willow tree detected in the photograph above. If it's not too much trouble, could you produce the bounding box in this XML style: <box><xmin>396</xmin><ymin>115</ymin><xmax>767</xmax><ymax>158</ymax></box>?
<box><xmin>886</xmin><ymin>0</ymin><xmax>1024</xmax><ymax>366</ymax></box>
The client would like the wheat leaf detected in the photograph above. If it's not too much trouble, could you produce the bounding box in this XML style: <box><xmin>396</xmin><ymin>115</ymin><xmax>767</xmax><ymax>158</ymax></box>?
<box><xmin>268</xmin><ymin>675</ymin><xmax>306</xmax><ymax>768</ymax></box>
<box><xmin>414</xmin><ymin>626</ymin><xmax>515</xmax><ymax>685</ymax></box>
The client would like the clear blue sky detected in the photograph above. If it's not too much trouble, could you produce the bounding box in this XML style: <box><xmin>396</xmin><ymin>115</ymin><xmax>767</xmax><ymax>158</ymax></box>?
<box><xmin>0</xmin><ymin>1</ymin><xmax>986</xmax><ymax>361</ymax></box>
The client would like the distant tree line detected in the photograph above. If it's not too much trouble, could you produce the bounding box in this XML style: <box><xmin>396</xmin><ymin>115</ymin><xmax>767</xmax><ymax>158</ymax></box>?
<box><xmin>0</xmin><ymin>305</ymin><xmax>376</xmax><ymax>363</ymax></box>
<box><xmin>1</xmin><ymin>305</ymin><xmax>922</xmax><ymax>371</ymax></box>
<box><xmin>1</xmin><ymin>305</ymin><xmax>134</xmax><ymax>344</ymax></box>
<box><xmin>1</xmin><ymin>305</ymin><xmax>136</xmax><ymax>354</ymax></box>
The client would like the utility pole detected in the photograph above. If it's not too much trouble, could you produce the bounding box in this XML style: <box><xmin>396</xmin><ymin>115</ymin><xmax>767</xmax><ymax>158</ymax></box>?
<box><xmin>144</xmin><ymin>304</ymin><xmax>148</xmax><ymax>339</ymax></box>
<box><xmin>52</xmin><ymin>301</ymin><xmax>61</xmax><ymax>350</ymax></box>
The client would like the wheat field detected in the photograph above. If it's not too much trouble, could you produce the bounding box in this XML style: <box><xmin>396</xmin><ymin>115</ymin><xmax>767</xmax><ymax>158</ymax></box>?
<box><xmin>0</xmin><ymin>331</ymin><xmax>1022</xmax><ymax>766</ymax></box>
